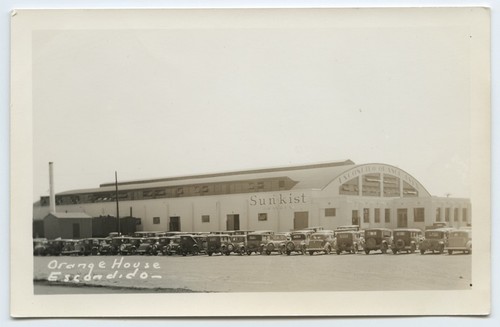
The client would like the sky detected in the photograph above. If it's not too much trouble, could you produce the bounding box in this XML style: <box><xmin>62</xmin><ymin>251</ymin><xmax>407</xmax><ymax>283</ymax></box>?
<box><xmin>31</xmin><ymin>10</ymin><xmax>475</xmax><ymax>202</ymax></box>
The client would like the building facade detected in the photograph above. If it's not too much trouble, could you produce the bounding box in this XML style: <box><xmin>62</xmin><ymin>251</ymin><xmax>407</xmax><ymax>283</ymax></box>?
<box><xmin>33</xmin><ymin>160</ymin><xmax>471</xmax><ymax>235</ymax></box>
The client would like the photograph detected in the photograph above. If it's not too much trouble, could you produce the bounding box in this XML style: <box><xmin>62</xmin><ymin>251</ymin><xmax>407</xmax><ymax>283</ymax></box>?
<box><xmin>10</xmin><ymin>7</ymin><xmax>490</xmax><ymax>317</ymax></box>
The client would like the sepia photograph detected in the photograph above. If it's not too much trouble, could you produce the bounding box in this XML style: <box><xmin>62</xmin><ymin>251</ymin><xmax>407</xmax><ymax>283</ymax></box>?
<box><xmin>10</xmin><ymin>7</ymin><xmax>490</xmax><ymax>317</ymax></box>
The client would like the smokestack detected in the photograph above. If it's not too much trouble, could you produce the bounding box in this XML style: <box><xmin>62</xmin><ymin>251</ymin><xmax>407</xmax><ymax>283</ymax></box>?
<box><xmin>49</xmin><ymin>162</ymin><xmax>56</xmax><ymax>213</ymax></box>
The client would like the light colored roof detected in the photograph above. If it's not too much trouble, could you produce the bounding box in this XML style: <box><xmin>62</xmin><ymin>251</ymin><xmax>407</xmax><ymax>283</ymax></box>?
<box><xmin>46</xmin><ymin>212</ymin><xmax>92</xmax><ymax>219</ymax></box>
<box><xmin>58</xmin><ymin>160</ymin><xmax>357</xmax><ymax>195</ymax></box>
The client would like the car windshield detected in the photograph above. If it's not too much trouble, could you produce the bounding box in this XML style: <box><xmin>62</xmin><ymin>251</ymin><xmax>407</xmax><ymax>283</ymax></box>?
<box><xmin>208</xmin><ymin>237</ymin><xmax>219</xmax><ymax>242</ymax></box>
<box><xmin>366</xmin><ymin>230</ymin><xmax>380</xmax><ymax>237</ymax></box>
<box><xmin>272</xmin><ymin>235</ymin><xmax>287</xmax><ymax>241</ymax></box>
<box><xmin>395</xmin><ymin>231</ymin><xmax>408</xmax><ymax>237</ymax></box>
<box><xmin>425</xmin><ymin>231</ymin><xmax>443</xmax><ymax>239</ymax></box>
<box><xmin>248</xmin><ymin>235</ymin><xmax>262</xmax><ymax>241</ymax></box>
<box><xmin>311</xmin><ymin>234</ymin><xmax>328</xmax><ymax>240</ymax></box>
<box><xmin>337</xmin><ymin>233</ymin><xmax>352</xmax><ymax>239</ymax></box>
<box><xmin>231</xmin><ymin>236</ymin><xmax>245</xmax><ymax>242</ymax></box>
<box><xmin>291</xmin><ymin>234</ymin><xmax>305</xmax><ymax>240</ymax></box>
<box><xmin>450</xmin><ymin>231</ymin><xmax>469</xmax><ymax>238</ymax></box>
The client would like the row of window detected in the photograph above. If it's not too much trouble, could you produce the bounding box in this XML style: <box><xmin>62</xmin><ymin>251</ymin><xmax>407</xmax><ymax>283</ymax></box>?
<box><xmin>436</xmin><ymin>207</ymin><xmax>468</xmax><ymax>222</ymax></box>
<box><xmin>339</xmin><ymin>174</ymin><xmax>419</xmax><ymax>197</ymax></box>
<box><xmin>40</xmin><ymin>177</ymin><xmax>296</xmax><ymax>206</ymax></box>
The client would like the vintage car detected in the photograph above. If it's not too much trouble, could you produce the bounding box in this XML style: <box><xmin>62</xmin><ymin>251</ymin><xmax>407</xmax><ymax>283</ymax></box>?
<box><xmin>61</xmin><ymin>240</ymin><xmax>81</xmax><ymax>255</ymax></box>
<box><xmin>44</xmin><ymin>239</ymin><xmax>65</xmax><ymax>256</ymax></box>
<box><xmin>363</xmin><ymin>228</ymin><xmax>392</xmax><ymax>254</ymax></box>
<box><xmin>97</xmin><ymin>238</ymin><xmax>113</xmax><ymax>255</ymax></box>
<box><xmin>246</xmin><ymin>232</ymin><xmax>273</xmax><ymax>255</ymax></box>
<box><xmin>306</xmin><ymin>230</ymin><xmax>335</xmax><ymax>255</ymax></box>
<box><xmin>446</xmin><ymin>229</ymin><xmax>472</xmax><ymax>255</ymax></box>
<box><xmin>230</xmin><ymin>235</ymin><xmax>247</xmax><ymax>255</ymax></box>
<box><xmin>284</xmin><ymin>231</ymin><xmax>312</xmax><ymax>255</ymax></box>
<box><xmin>192</xmin><ymin>234</ymin><xmax>208</xmax><ymax>254</ymax></box>
<box><xmin>206</xmin><ymin>234</ymin><xmax>232</xmax><ymax>256</ymax></box>
<box><xmin>264</xmin><ymin>233</ymin><xmax>289</xmax><ymax>255</ymax></box>
<box><xmin>179</xmin><ymin>234</ymin><xmax>201</xmax><ymax>256</ymax></box>
<box><xmin>335</xmin><ymin>230</ymin><xmax>364</xmax><ymax>254</ymax></box>
<box><xmin>419</xmin><ymin>229</ymin><xmax>449</xmax><ymax>254</ymax></box>
<box><xmin>391</xmin><ymin>229</ymin><xmax>423</xmax><ymax>254</ymax></box>
<box><xmin>74</xmin><ymin>238</ymin><xmax>103</xmax><ymax>256</ymax></box>
<box><xmin>109</xmin><ymin>236</ymin><xmax>139</xmax><ymax>255</ymax></box>
<box><xmin>136</xmin><ymin>237</ymin><xmax>161</xmax><ymax>255</ymax></box>
<box><xmin>164</xmin><ymin>235</ymin><xmax>182</xmax><ymax>255</ymax></box>
<box><xmin>33</xmin><ymin>238</ymin><xmax>49</xmax><ymax>256</ymax></box>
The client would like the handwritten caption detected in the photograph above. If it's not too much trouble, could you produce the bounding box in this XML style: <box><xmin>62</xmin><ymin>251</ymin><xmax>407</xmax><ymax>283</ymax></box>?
<box><xmin>46</xmin><ymin>257</ymin><xmax>162</xmax><ymax>283</ymax></box>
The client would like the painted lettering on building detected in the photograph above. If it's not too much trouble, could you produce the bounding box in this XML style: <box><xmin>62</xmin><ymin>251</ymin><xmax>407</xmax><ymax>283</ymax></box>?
<box><xmin>249</xmin><ymin>193</ymin><xmax>307</xmax><ymax>206</ymax></box>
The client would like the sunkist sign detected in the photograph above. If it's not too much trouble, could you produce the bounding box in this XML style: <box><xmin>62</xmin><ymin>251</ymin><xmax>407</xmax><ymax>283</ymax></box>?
<box><xmin>249</xmin><ymin>193</ymin><xmax>307</xmax><ymax>206</ymax></box>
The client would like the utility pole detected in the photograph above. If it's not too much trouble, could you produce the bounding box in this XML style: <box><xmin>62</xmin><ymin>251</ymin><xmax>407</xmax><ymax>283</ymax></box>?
<box><xmin>115</xmin><ymin>171</ymin><xmax>120</xmax><ymax>235</ymax></box>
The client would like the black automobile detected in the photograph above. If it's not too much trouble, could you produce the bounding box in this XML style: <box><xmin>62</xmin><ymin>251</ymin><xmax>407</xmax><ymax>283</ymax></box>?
<box><xmin>335</xmin><ymin>231</ymin><xmax>364</xmax><ymax>254</ymax></box>
<box><xmin>419</xmin><ymin>229</ymin><xmax>449</xmax><ymax>254</ymax></box>
<box><xmin>179</xmin><ymin>234</ymin><xmax>200</xmax><ymax>256</ymax></box>
<box><xmin>246</xmin><ymin>232</ymin><xmax>273</xmax><ymax>255</ymax></box>
<box><xmin>363</xmin><ymin>228</ymin><xmax>392</xmax><ymax>254</ymax></box>
<box><xmin>391</xmin><ymin>229</ymin><xmax>423</xmax><ymax>254</ymax></box>
<box><xmin>206</xmin><ymin>234</ymin><xmax>232</xmax><ymax>256</ymax></box>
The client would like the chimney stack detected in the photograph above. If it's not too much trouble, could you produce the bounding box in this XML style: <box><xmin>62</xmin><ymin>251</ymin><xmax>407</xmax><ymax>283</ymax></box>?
<box><xmin>49</xmin><ymin>162</ymin><xmax>56</xmax><ymax>213</ymax></box>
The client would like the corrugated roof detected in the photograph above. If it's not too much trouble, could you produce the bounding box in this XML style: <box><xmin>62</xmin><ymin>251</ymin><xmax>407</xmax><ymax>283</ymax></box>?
<box><xmin>58</xmin><ymin>160</ymin><xmax>357</xmax><ymax>195</ymax></box>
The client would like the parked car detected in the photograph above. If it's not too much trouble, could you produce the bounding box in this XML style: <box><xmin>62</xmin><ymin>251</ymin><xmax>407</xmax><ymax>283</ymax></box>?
<box><xmin>230</xmin><ymin>235</ymin><xmax>247</xmax><ymax>255</ymax></box>
<box><xmin>446</xmin><ymin>229</ymin><xmax>472</xmax><ymax>255</ymax></box>
<box><xmin>391</xmin><ymin>229</ymin><xmax>423</xmax><ymax>254</ymax></box>
<box><xmin>206</xmin><ymin>234</ymin><xmax>232</xmax><ymax>256</ymax></box>
<box><xmin>97</xmin><ymin>238</ymin><xmax>113</xmax><ymax>255</ymax></box>
<box><xmin>61</xmin><ymin>240</ymin><xmax>81</xmax><ymax>255</ymax></box>
<box><xmin>136</xmin><ymin>237</ymin><xmax>160</xmax><ymax>255</ymax></box>
<box><xmin>335</xmin><ymin>230</ymin><xmax>364</xmax><ymax>254</ymax></box>
<box><xmin>246</xmin><ymin>232</ymin><xmax>273</xmax><ymax>255</ymax></box>
<box><xmin>284</xmin><ymin>231</ymin><xmax>312</xmax><ymax>255</ymax></box>
<box><xmin>45</xmin><ymin>239</ymin><xmax>65</xmax><ymax>256</ymax></box>
<box><xmin>306</xmin><ymin>230</ymin><xmax>335</xmax><ymax>255</ymax></box>
<box><xmin>77</xmin><ymin>238</ymin><xmax>103</xmax><ymax>256</ymax></box>
<box><xmin>33</xmin><ymin>238</ymin><xmax>48</xmax><ymax>256</ymax></box>
<box><xmin>363</xmin><ymin>228</ymin><xmax>392</xmax><ymax>254</ymax></box>
<box><xmin>419</xmin><ymin>229</ymin><xmax>450</xmax><ymax>254</ymax></box>
<box><xmin>179</xmin><ymin>234</ymin><xmax>201</xmax><ymax>256</ymax></box>
<box><xmin>164</xmin><ymin>236</ymin><xmax>182</xmax><ymax>255</ymax></box>
<box><xmin>192</xmin><ymin>234</ymin><xmax>208</xmax><ymax>254</ymax></box>
<box><xmin>265</xmin><ymin>233</ymin><xmax>289</xmax><ymax>255</ymax></box>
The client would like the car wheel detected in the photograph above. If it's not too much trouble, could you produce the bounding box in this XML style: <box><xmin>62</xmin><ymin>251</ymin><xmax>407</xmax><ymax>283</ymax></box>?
<box><xmin>439</xmin><ymin>246</ymin><xmax>444</xmax><ymax>254</ymax></box>
<box><xmin>326</xmin><ymin>246</ymin><xmax>331</xmax><ymax>255</ymax></box>
<box><xmin>420</xmin><ymin>249</ymin><xmax>425</xmax><ymax>255</ymax></box>
<box><xmin>265</xmin><ymin>250</ymin><xmax>271</xmax><ymax>255</ymax></box>
<box><xmin>208</xmin><ymin>252</ymin><xmax>213</xmax><ymax>256</ymax></box>
<box><xmin>411</xmin><ymin>244</ymin><xmax>416</xmax><ymax>253</ymax></box>
<box><xmin>365</xmin><ymin>249</ymin><xmax>370</xmax><ymax>255</ymax></box>
<box><xmin>193</xmin><ymin>248</ymin><xmax>199</xmax><ymax>256</ymax></box>
<box><xmin>448</xmin><ymin>250</ymin><xmax>453</xmax><ymax>255</ymax></box>
<box><xmin>309</xmin><ymin>251</ymin><xmax>314</xmax><ymax>256</ymax></box>
<box><xmin>336</xmin><ymin>250</ymin><xmax>341</xmax><ymax>255</ymax></box>
<box><xmin>286</xmin><ymin>251</ymin><xmax>291</xmax><ymax>256</ymax></box>
<box><xmin>392</xmin><ymin>248</ymin><xmax>398</xmax><ymax>254</ymax></box>
<box><xmin>381</xmin><ymin>244</ymin><xmax>387</xmax><ymax>254</ymax></box>
<box><xmin>247</xmin><ymin>251</ymin><xmax>252</xmax><ymax>256</ymax></box>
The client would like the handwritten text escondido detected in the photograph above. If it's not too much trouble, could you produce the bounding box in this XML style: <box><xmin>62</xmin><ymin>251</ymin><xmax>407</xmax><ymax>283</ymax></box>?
<box><xmin>46</xmin><ymin>257</ymin><xmax>162</xmax><ymax>283</ymax></box>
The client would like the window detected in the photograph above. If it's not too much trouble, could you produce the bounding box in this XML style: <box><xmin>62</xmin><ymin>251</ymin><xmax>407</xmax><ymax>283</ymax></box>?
<box><xmin>153</xmin><ymin>217</ymin><xmax>160</xmax><ymax>224</ymax></box>
<box><xmin>279</xmin><ymin>180</ymin><xmax>285</xmax><ymax>188</ymax></box>
<box><xmin>201</xmin><ymin>215</ymin><xmax>210</xmax><ymax>223</ymax></box>
<box><xmin>362</xmin><ymin>174</ymin><xmax>381</xmax><ymax>196</ymax></box>
<box><xmin>436</xmin><ymin>208</ymin><xmax>441</xmax><ymax>222</ymax></box>
<box><xmin>462</xmin><ymin>208</ymin><xmax>467</xmax><ymax>222</ymax></box>
<box><xmin>374</xmin><ymin>208</ymin><xmax>380</xmax><ymax>223</ymax></box>
<box><xmin>363</xmin><ymin>208</ymin><xmax>370</xmax><ymax>223</ymax></box>
<box><xmin>414</xmin><ymin>208</ymin><xmax>425</xmax><ymax>222</ymax></box>
<box><xmin>454</xmin><ymin>208</ymin><xmax>459</xmax><ymax>221</ymax></box>
<box><xmin>445</xmin><ymin>208</ymin><xmax>450</xmax><ymax>222</ymax></box>
<box><xmin>325</xmin><ymin>208</ymin><xmax>336</xmax><ymax>217</ymax></box>
<box><xmin>385</xmin><ymin>208</ymin><xmax>391</xmax><ymax>223</ymax></box>
<box><xmin>176</xmin><ymin>187</ymin><xmax>184</xmax><ymax>196</ymax></box>
<box><xmin>258</xmin><ymin>213</ymin><xmax>268</xmax><ymax>221</ymax></box>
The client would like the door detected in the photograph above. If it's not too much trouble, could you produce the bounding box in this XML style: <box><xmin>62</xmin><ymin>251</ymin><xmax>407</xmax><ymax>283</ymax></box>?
<box><xmin>169</xmin><ymin>216</ymin><xmax>181</xmax><ymax>231</ymax></box>
<box><xmin>72</xmin><ymin>223</ymin><xmax>80</xmax><ymax>238</ymax></box>
<box><xmin>294</xmin><ymin>212</ymin><xmax>309</xmax><ymax>230</ymax></box>
<box><xmin>226</xmin><ymin>214</ymin><xmax>240</xmax><ymax>231</ymax></box>
<box><xmin>352</xmin><ymin>210</ymin><xmax>359</xmax><ymax>225</ymax></box>
<box><xmin>397</xmin><ymin>209</ymin><xmax>408</xmax><ymax>228</ymax></box>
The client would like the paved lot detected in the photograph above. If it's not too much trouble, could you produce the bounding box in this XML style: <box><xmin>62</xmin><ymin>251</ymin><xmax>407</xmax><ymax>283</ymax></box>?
<box><xmin>34</xmin><ymin>252</ymin><xmax>471</xmax><ymax>294</ymax></box>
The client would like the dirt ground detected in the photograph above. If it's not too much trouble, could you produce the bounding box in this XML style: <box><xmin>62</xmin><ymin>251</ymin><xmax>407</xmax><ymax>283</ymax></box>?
<box><xmin>33</xmin><ymin>252</ymin><xmax>472</xmax><ymax>294</ymax></box>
